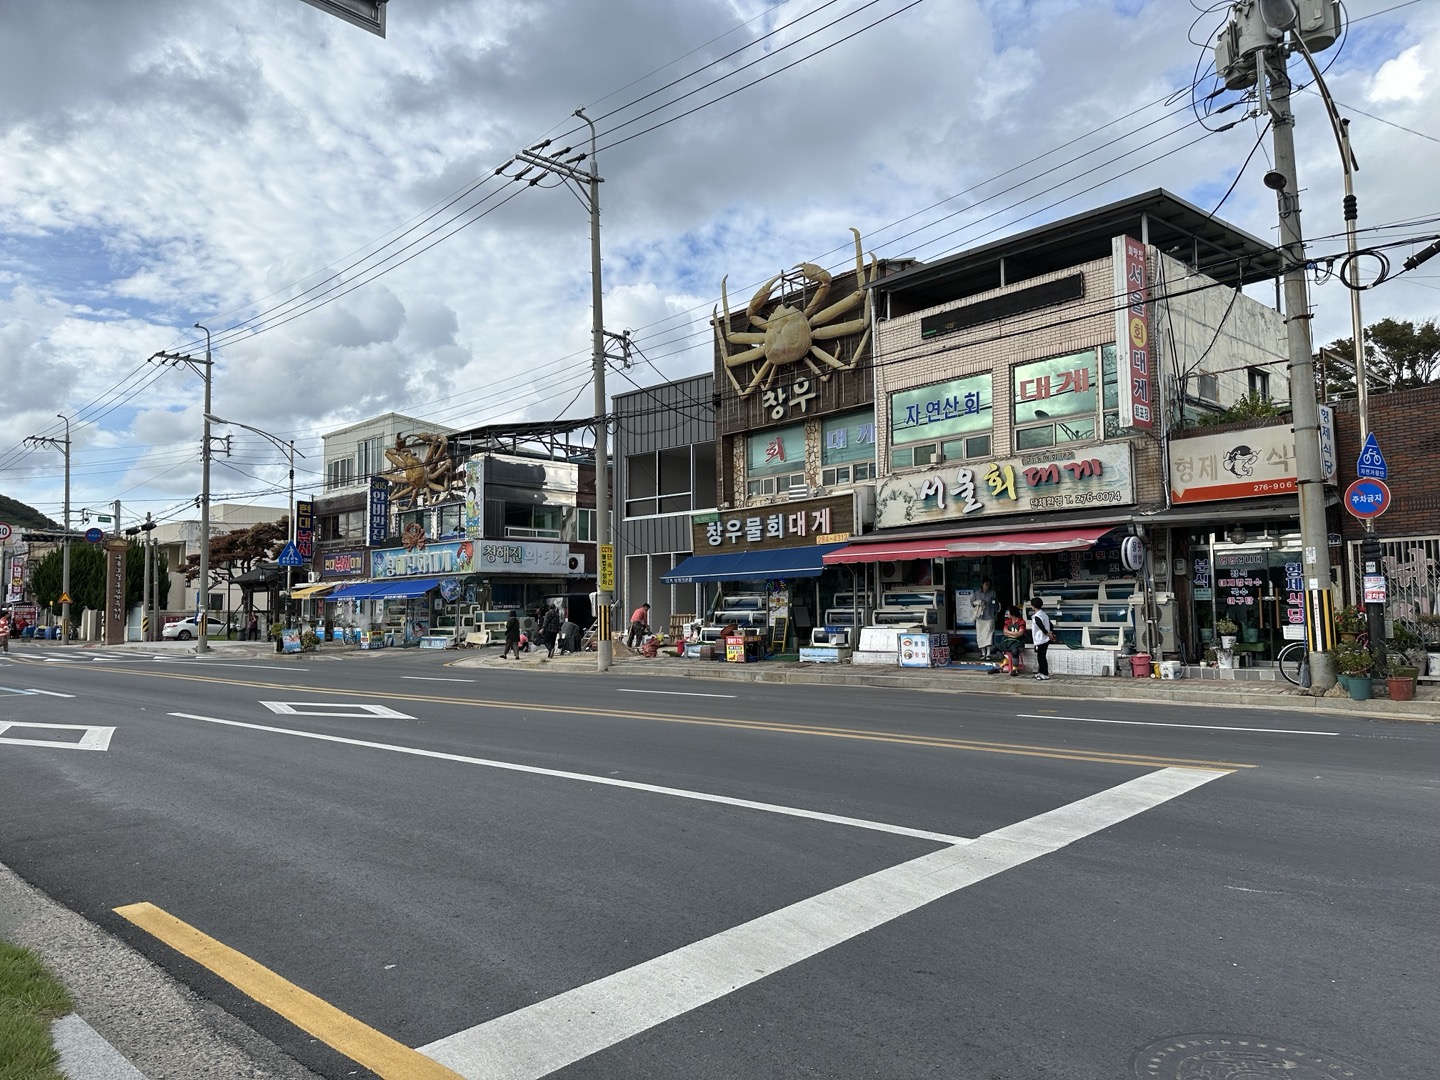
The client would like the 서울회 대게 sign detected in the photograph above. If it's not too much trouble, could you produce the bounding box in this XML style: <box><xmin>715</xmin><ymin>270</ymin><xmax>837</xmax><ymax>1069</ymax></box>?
<box><xmin>875</xmin><ymin>442</ymin><xmax>1133</xmax><ymax>529</ymax></box>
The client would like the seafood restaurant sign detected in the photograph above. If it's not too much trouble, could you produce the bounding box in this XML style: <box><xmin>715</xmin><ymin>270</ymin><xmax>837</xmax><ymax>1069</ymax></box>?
<box><xmin>372</xmin><ymin>539</ymin><xmax>570</xmax><ymax>579</ymax></box>
<box><xmin>875</xmin><ymin>443</ymin><xmax>1133</xmax><ymax>528</ymax></box>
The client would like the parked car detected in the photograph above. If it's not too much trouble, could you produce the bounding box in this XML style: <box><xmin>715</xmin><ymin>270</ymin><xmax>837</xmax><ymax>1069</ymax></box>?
<box><xmin>162</xmin><ymin>616</ymin><xmax>227</xmax><ymax>641</ymax></box>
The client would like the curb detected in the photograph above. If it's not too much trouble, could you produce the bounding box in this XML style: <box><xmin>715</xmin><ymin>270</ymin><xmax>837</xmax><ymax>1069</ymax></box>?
<box><xmin>53</xmin><ymin>1014</ymin><xmax>148</xmax><ymax>1080</ymax></box>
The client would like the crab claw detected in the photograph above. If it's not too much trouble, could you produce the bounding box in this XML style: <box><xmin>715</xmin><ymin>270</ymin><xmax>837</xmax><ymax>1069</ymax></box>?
<box><xmin>793</xmin><ymin>262</ymin><xmax>832</xmax><ymax>287</ymax></box>
<box><xmin>747</xmin><ymin>274</ymin><xmax>782</xmax><ymax>324</ymax></box>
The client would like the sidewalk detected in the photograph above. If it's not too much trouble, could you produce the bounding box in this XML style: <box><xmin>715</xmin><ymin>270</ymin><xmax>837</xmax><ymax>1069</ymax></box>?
<box><xmin>455</xmin><ymin>645</ymin><xmax>1440</xmax><ymax>722</ymax></box>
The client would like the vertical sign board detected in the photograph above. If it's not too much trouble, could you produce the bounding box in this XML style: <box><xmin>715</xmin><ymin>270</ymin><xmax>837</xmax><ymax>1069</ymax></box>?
<box><xmin>1112</xmin><ymin>236</ymin><xmax>1154</xmax><ymax>431</ymax></box>
<box><xmin>368</xmin><ymin>477</ymin><xmax>390</xmax><ymax>545</ymax></box>
<box><xmin>6</xmin><ymin>555</ymin><xmax>24</xmax><ymax>604</ymax></box>
<box><xmin>464</xmin><ymin>459</ymin><xmax>484</xmax><ymax>540</ymax></box>
<box><xmin>104</xmin><ymin>540</ymin><xmax>127</xmax><ymax>645</ymax></box>
<box><xmin>295</xmin><ymin>500</ymin><xmax>314</xmax><ymax>559</ymax></box>
<box><xmin>598</xmin><ymin>543</ymin><xmax>615</xmax><ymax>593</ymax></box>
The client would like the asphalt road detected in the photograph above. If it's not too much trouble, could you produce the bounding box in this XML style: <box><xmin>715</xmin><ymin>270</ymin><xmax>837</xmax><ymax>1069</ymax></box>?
<box><xmin>0</xmin><ymin>644</ymin><xmax>1434</xmax><ymax>1079</ymax></box>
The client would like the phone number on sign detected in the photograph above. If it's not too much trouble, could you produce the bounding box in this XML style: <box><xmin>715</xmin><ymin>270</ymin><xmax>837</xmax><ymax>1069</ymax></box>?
<box><xmin>1027</xmin><ymin>490</ymin><xmax>1125</xmax><ymax>510</ymax></box>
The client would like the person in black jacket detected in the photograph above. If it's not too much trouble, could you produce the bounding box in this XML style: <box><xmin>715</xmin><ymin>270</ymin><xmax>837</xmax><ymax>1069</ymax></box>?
<box><xmin>500</xmin><ymin>611</ymin><xmax>521</xmax><ymax>659</ymax></box>
<box><xmin>541</xmin><ymin>605</ymin><xmax>562</xmax><ymax>658</ymax></box>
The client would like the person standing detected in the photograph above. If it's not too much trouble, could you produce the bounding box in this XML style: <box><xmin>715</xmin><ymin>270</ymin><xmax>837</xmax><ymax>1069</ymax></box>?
<box><xmin>627</xmin><ymin>602</ymin><xmax>651</xmax><ymax>649</ymax></box>
<box><xmin>971</xmin><ymin>577</ymin><xmax>998</xmax><ymax>660</ymax></box>
<box><xmin>500</xmin><ymin>610</ymin><xmax>521</xmax><ymax>659</ymax></box>
<box><xmin>246</xmin><ymin>611</ymin><xmax>259</xmax><ymax>642</ymax></box>
<box><xmin>0</xmin><ymin>611</ymin><xmax>9</xmax><ymax>653</ymax></box>
<box><xmin>1030</xmin><ymin>596</ymin><xmax>1054</xmax><ymax>681</ymax></box>
<box><xmin>541</xmin><ymin>605</ymin><xmax>562</xmax><ymax>658</ymax></box>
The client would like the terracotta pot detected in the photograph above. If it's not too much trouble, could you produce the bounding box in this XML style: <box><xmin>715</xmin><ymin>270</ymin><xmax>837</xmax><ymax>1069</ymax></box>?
<box><xmin>1387</xmin><ymin>676</ymin><xmax>1416</xmax><ymax>702</ymax></box>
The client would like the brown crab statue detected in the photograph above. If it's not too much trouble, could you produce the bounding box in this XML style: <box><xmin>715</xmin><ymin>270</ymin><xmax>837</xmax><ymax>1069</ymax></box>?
<box><xmin>714</xmin><ymin>228</ymin><xmax>877</xmax><ymax>398</ymax></box>
<box><xmin>383</xmin><ymin>432</ymin><xmax>455</xmax><ymax>509</ymax></box>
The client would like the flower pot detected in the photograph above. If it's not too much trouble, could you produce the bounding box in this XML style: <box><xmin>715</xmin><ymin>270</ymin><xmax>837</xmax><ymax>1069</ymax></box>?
<box><xmin>1220</xmin><ymin>636</ymin><xmax>1236</xmax><ymax>650</ymax></box>
<box><xmin>1346</xmin><ymin>676</ymin><xmax>1372</xmax><ymax>701</ymax></box>
<box><xmin>1387</xmin><ymin>676</ymin><xmax>1416</xmax><ymax>702</ymax></box>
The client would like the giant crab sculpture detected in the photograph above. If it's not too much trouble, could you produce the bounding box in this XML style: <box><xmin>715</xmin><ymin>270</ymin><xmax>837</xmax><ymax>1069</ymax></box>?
<box><xmin>383</xmin><ymin>432</ymin><xmax>455</xmax><ymax>509</ymax></box>
<box><xmin>713</xmin><ymin>228</ymin><xmax>877</xmax><ymax>398</ymax></box>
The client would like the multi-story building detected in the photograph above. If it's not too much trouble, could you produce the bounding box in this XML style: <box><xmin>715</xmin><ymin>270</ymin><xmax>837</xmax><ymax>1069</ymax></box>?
<box><xmin>612</xmin><ymin>373</ymin><xmax>717</xmax><ymax>634</ymax></box>
<box><xmin>815</xmin><ymin>190</ymin><xmax>1295</xmax><ymax>664</ymax></box>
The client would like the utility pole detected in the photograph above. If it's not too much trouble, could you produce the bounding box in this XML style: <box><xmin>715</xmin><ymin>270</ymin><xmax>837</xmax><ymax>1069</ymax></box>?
<box><xmin>1261</xmin><ymin>50</ymin><xmax>1336</xmax><ymax>690</ymax></box>
<box><xmin>151</xmin><ymin>327</ymin><xmax>216</xmax><ymax>653</ymax></box>
<box><xmin>500</xmin><ymin>108</ymin><xmax>613</xmax><ymax>671</ymax></box>
<box><xmin>25</xmin><ymin>416</ymin><xmax>72</xmax><ymax>642</ymax></box>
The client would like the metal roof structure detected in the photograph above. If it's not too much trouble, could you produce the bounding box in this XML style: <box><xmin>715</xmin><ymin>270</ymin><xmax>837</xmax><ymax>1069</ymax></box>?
<box><xmin>875</xmin><ymin>189</ymin><xmax>1283</xmax><ymax>314</ymax></box>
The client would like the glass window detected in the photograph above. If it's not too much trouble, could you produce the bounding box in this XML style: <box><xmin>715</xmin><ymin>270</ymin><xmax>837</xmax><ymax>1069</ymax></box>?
<box><xmin>578</xmin><ymin>508</ymin><xmax>596</xmax><ymax>542</ymax></box>
<box><xmin>694</xmin><ymin>443</ymin><xmax>717</xmax><ymax>509</ymax></box>
<box><xmin>356</xmin><ymin>436</ymin><xmax>385</xmax><ymax>480</ymax></box>
<box><xmin>1196</xmin><ymin>373</ymin><xmax>1219</xmax><ymax>402</ymax></box>
<box><xmin>941</xmin><ymin>434</ymin><xmax>992</xmax><ymax>461</ymax></box>
<box><xmin>436</xmin><ymin>503</ymin><xmax>462</xmax><ymax>538</ymax></box>
<box><xmin>821</xmin><ymin>409</ymin><xmax>878</xmax><ymax>465</ymax></box>
<box><xmin>890</xmin><ymin>374</ymin><xmax>991</xmax><ymax>446</ymax></box>
<box><xmin>1013</xmin><ymin>347</ymin><xmax>1126</xmax><ymax>447</ymax></box>
<box><xmin>1248</xmin><ymin>367</ymin><xmax>1271</xmax><ymax>399</ymax></box>
<box><xmin>747</xmin><ymin>423</ymin><xmax>806</xmax><ymax>477</ymax></box>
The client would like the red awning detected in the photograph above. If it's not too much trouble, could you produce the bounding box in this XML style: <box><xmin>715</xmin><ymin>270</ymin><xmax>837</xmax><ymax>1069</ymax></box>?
<box><xmin>946</xmin><ymin>525</ymin><xmax>1114</xmax><ymax>555</ymax></box>
<box><xmin>821</xmin><ymin>538</ymin><xmax>958</xmax><ymax>565</ymax></box>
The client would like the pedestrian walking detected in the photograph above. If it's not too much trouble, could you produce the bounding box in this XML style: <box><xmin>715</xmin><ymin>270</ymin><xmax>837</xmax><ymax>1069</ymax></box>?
<box><xmin>972</xmin><ymin>577</ymin><xmax>998</xmax><ymax>659</ymax></box>
<box><xmin>627</xmin><ymin>602</ymin><xmax>651</xmax><ymax>649</ymax></box>
<box><xmin>541</xmin><ymin>605</ymin><xmax>561</xmax><ymax>658</ymax></box>
<box><xmin>500</xmin><ymin>610</ymin><xmax>522</xmax><ymax>659</ymax></box>
<box><xmin>1030</xmin><ymin>597</ymin><xmax>1053</xmax><ymax>681</ymax></box>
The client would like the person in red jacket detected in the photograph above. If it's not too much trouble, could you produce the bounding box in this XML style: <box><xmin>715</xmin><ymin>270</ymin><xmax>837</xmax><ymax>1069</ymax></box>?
<box><xmin>626</xmin><ymin>602</ymin><xmax>651</xmax><ymax>648</ymax></box>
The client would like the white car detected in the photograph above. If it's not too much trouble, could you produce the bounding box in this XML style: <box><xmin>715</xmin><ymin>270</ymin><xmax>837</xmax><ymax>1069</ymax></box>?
<box><xmin>162</xmin><ymin>616</ymin><xmax>227</xmax><ymax>641</ymax></box>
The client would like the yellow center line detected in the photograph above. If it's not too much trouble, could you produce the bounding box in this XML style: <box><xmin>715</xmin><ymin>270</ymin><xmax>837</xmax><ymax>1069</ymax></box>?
<box><xmin>114</xmin><ymin>902</ymin><xmax>460</xmax><ymax>1079</ymax></box>
<box><xmin>76</xmin><ymin>665</ymin><xmax>1253</xmax><ymax>771</ymax></box>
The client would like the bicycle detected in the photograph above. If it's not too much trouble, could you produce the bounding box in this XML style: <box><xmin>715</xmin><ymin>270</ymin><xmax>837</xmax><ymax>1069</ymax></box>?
<box><xmin>1277</xmin><ymin>634</ymin><xmax>1369</xmax><ymax>685</ymax></box>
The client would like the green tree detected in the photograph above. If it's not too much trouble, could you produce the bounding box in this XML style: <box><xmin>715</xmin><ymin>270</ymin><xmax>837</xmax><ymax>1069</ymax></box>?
<box><xmin>26</xmin><ymin>543</ymin><xmax>168</xmax><ymax>615</ymax></box>
<box><xmin>1317</xmin><ymin>317</ymin><xmax>1440</xmax><ymax>398</ymax></box>
<box><xmin>1196</xmin><ymin>390</ymin><xmax>1284</xmax><ymax>427</ymax></box>
<box><xmin>184</xmin><ymin>519</ymin><xmax>288</xmax><ymax>592</ymax></box>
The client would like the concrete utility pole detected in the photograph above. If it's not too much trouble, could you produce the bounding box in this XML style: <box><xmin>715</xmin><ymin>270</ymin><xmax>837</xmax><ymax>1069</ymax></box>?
<box><xmin>149</xmin><ymin>327</ymin><xmax>216</xmax><ymax>653</ymax></box>
<box><xmin>24</xmin><ymin>416</ymin><xmax>72</xmax><ymax>641</ymax></box>
<box><xmin>1262</xmin><ymin>52</ymin><xmax>1336</xmax><ymax>690</ymax></box>
<box><xmin>501</xmin><ymin>108</ymin><xmax>613</xmax><ymax>672</ymax></box>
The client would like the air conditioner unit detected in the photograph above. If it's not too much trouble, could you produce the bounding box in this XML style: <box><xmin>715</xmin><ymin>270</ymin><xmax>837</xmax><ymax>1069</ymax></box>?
<box><xmin>567</xmin><ymin>554</ymin><xmax>584</xmax><ymax>573</ymax></box>
<box><xmin>878</xmin><ymin>560</ymin><xmax>902</xmax><ymax>584</ymax></box>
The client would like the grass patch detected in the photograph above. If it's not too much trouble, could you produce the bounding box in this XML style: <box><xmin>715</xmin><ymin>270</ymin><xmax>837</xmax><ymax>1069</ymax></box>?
<box><xmin>0</xmin><ymin>940</ymin><xmax>73</xmax><ymax>1080</ymax></box>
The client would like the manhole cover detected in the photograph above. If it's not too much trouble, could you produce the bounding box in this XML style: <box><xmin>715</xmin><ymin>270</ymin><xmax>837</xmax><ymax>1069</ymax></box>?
<box><xmin>1132</xmin><ymin>1034</ymin><xmax>1375</xmax><ymax>1079</ymax></box>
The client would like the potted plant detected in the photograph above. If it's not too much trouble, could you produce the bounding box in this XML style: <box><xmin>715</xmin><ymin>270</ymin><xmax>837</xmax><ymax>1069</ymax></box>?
<box><xmin>1333</xmin><ymin>642</ymin><xmax>1374</xmax><ymax>700</ymax></box>
<box><xmin>269</xmin><ymin>621</ymin><xmax>285</xmax><ymax>653</ymax></box>
<box><xmin>1201</xmin><ymin>646</ymin><xmax>1217</xmax><ymax>668</ymax></box>
<box><xmin>1214</xmin><ymin>617</ymin><xmax>1239</xmax><ymax>650</ymax></box>
<box><xmin>1335</xmin><ymin>604</ymin><xmax>1366</xmax><ymax>641</ymax></box>
<box><xmin>1418</xmin><ymin>612</ymin><xmax>1440</xmax><ymax>645</ymax></box>
<box><xmin>300</xmin><ymin>628</ymin><xmax>319</xmax><ymax>652</ymax></box>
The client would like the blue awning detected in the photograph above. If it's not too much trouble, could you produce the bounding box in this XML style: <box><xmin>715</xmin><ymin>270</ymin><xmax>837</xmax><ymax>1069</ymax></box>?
<box><xmin>662</xmin><ymin>543</ymin><xmax>848</xmax><ymax>584</ymax></box>
<box><xmin>375</xmin><ymin>577</ymin><xmax>444</xmax><ymax>599</ymax></box>
<box><xmin>327</xmin><ymin>581</ymin><xmax>386</xmax><ymax>601</ymax></box>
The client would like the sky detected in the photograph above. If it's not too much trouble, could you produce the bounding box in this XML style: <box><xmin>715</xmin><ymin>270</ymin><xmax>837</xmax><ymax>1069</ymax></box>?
<box><xmin>0</xmin><ymin>0</ymin><xmax>1436</xmax><ymax>532</ymax></box>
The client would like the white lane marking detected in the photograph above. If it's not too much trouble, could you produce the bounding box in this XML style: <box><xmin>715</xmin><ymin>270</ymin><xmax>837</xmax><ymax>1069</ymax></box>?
<box><xmin>41</xmin><ymin>658</ymin><xmax>77</xmax><ymax>663</ymax></box>
<box><xmin>615</xmin><ymin>689</ymin><xmax>737</xmax><ymax>699</ymax></box>
<box><xmin>260</xmin><ymin>701</ymin><xmax>414</xmax><ymax>719</ymax></box>
<box><xmin>0</xmin><ymin>686</ymin><xmax>37</xmax><ymax>695</ymax></box>
<box><xmin>419</xmin><ymin>767</ymin><xmax>1226</xmax><ymax>1079</ymax></box>
<box><xmin>0</xmin><ymin>723</ymin><xmax>115</xmax><ymax>751</ymax></box>
<box><xmin>168</xmin><ymin>713</ymin><xmax>971</xmax><ymax>845</ymax></box>
<box><xmin>400</xmin><ymin>676</ymin><xmax>476</xmax><ymax>683</ymax></box>
<box><xmin>1015</xmin><ymin>713</ymin><xmax>1338</xmax><ymax>736</ymax></box>
<box><xmin>27</xmin><ymin>689</ymin><xmax>76</xmax><ymax>698</ymax></box>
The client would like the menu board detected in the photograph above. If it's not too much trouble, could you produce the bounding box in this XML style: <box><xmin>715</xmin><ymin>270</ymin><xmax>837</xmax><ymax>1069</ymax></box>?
<box><xmin>899</xmin><ymin>633</ymin><xmax>931</xmax><ymax>668</ymax></box>
<box><xmin>725</xmin><ymin>635</ymin><xmax>746</xmax><ymax>663</ymax></box>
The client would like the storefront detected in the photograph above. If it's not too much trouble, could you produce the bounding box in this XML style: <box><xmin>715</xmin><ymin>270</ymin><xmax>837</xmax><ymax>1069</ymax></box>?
<box><xmin>661</xmin><ymin>494</ymin><xmax>857</xmax><ymax>652</ymax></box>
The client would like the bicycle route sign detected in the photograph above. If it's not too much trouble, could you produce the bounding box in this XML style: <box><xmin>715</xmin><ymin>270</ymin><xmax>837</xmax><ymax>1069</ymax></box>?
<box><xmin>1356</xmin><ymin>432</ymin><xmax>1387</xmax><ymax>480</ymax></box>
<box><xmin>1344</xmin><ymin>477</ymin><xmax>1391</xmax><ymax>520</ymax></box>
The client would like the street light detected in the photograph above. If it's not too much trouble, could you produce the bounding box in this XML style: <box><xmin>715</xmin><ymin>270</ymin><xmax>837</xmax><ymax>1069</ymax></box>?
<box><xmin>204</xmin><ymin>414</ymin><xmax>304</xmax><ymax>625</ymax></box>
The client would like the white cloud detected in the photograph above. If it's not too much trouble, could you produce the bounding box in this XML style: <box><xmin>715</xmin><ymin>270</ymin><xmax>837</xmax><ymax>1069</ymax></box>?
<box><xmin>1</xmin><ymin>0</ymin><xmax>1437</xmax><ymax>522</ymax></box>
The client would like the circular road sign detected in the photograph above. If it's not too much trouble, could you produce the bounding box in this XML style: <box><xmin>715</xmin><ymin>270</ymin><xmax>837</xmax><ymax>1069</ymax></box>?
<box><xmin>84</xmin><ymin>527</ymin><xmax>105</xmax><ymax>544</ymax></box>
<box><xmin>1344</xmin><ymin>477</ymin><xmax>1391</xmax><ymax>520</ymax></box>
<box><xmin>0</xmin><ymin>521</ymin><xmax>11</xmax><ymax>541</ymax></box>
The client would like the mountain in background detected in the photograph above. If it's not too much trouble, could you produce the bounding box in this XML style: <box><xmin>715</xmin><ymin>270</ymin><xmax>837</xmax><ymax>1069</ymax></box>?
<box><xmin>0</xmin><ymin>494</ymin><xmax>63</xmax><ymax>533</ymax></box>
